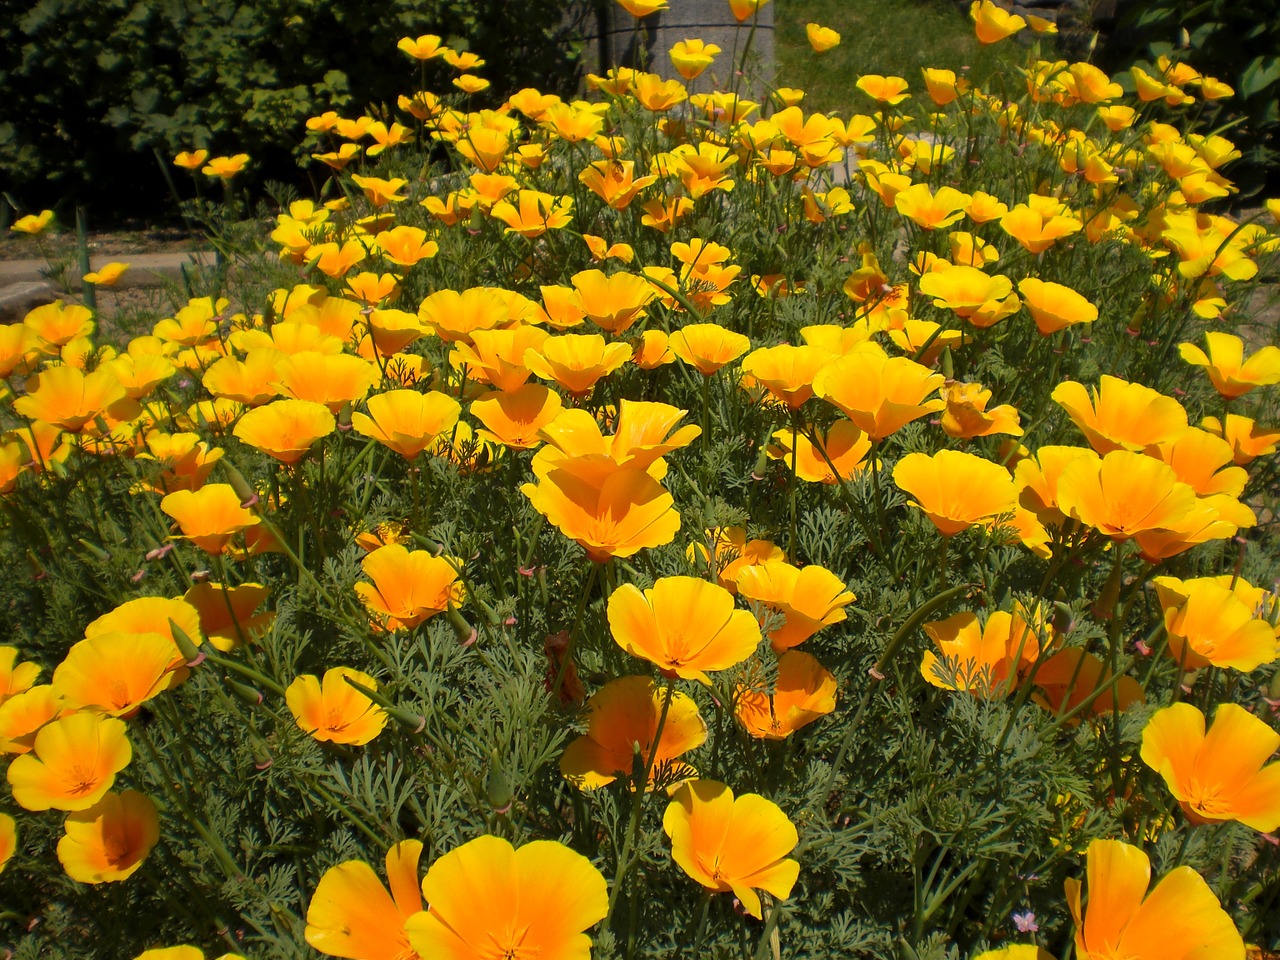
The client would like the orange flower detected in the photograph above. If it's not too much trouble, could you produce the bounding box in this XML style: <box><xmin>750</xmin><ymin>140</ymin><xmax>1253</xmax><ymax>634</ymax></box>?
<box><xmin>1018</xmin><ymin>278</ymin><xmax>1098</xmax><ymax>335</ymax></box>
<box><xmin>23</xmin><ymin>301</ymin><xmax>95</xmax><ymax>349</ymax></box>
<box><xmin>571</xmin><ymin>269</ymin><xmax>655</xmax><ymax>334</ymax></box>
<box><xmin>524</xmin><ymin>334</ymin><xmax>632</xmax><ymax>397</ymax></box>
<box><xmin>355</xmin><ymin>544</ymin><xmax>465</xmax><ymax>631</ymax></box>
<box><xmin>274</xmin><ymin>352</ymin><xmax>380</xmax><ymax>412</ymax></box>
<box><xmin>856</xmin><ymin>74</ymin><xmax>911</xmax><ymax>105</ymax></box>
<box><xmin>1033</xmin><ymin>648</ymin><xmax>1144</xmax><ymax>719</ymax></box>
<box><xmin>183</xmin><ymin>582</ymin><xmax>274</xmax><ymax>652</ymax></box>
<box><xmin>938</xmin><ymin>381</ymin><xmax>1022</xmax><ymax>439</ymax></box>
<box><xmin>641</xmin><ymin>197</ymin><xmax>694</xmax><ymax>232</ymax></box>
<box><xmin>767</xmin><ymin>422</ymin><xmax>874</xmax><ymax>484</ymax></box>
<box><xmin>806</xmin><ymin>23</ymin><xmax>841</xmax><ymax>52</ymax></box>
<box><xmin>999</xmin><ymin>201</ymin><xmax>1080</xmax><ymax>253</ymax></box>
<box><xmin>918</xmin><ymin>265</ymin><xmax>1015</xmax><ymax>320</ymax></box>
<box><xmin>735</xmin><ymin>560</ymin><xmax>855</xmax><ymax>651</ymax></box>
<box><xmin>735</xmin><ymin>650</ymin><xmax>836</xmax><ymax>739</ymax></box>
<box><xmin>350</xmin><ymin>175</ymin><xmax>408</xmax><ymax>207</ymax></box>
<box><xmin>579</xmin><ymin>160</ymin><xmax>657</xmax><ymax>209</ymax></box>
<box><xmin>1052</xmin><ymin>377</ymin><xmax>1188</xmax><ymax>454</ymax></box>
<box><xmin>418</xmin><ymin>287</ymin><xmax>510</xmax><ymax>343</ymax></box>
<box><xmin>920</xmin><ymin>609</ymin><xmax>1041</xmax><ymax>697</ymax></box>
<box><xmin>1201</xmin><ymin>413</ymin><xmax>1280</xmax><ymax>465</ymax></box>
<box><xmin>490</xmin><ymin>190</ymin><xmax>573</xmax><ymax>238</ymax></box>
<box><xmin>813</xmin><ymin>350</ymin><xmax>945</xmax><ymax>440</ymax></box>
<box><xmin>471</xmin><ymin>384</ymin><xmax>564</xmax><ymax>449</ymax></box>
<box><xmin>689</xmin><ymin>527</ymin><xmax>785</xmax><ymax>592</ymax></box>
<box><xmin>970</xmin><ymin>1</ymin><xmax>1026</xmax><ymax>44</ymax></box>
<box><xmin>305</xmin><ymin>240</ymin><xmax>366</xmax><ymax>278</ymax></box>
<box><xmin>670</xmin><ymin>39</ymin><xmax>721</xmax><ymax>80</ymax></box>
<box><xmin>1</xmin><ymin>646</ymin><xmax>41</xmax><ymax>706</ymax></box>
<box><xmin>1065</xmin><ymin>839</ymin><xmax>1243</xmax><ymax>960</ymax></box>
<box><xmin>1055</xmin><ymin>450</ymin><xmax>1213</xmax><ymax>543</ymax></box>
<box><xmin>52</xmin><ymin>631</ymin><xmax>183</xmax><ymax>717</ymax></box>
<box><xmin>740</xmin><ymin>344</ymin><xmax>832</xmax><ymax>409</ymax></box>
<box><xmin>451</xmin><ymin>327</ymin><xmax>548</xmax><ymax>391</ymax></box>
<box><xmin>893</xmin><ymin>183</ymin><xmax>969</xmax><ymax>230</ymax></box>
<box><xmin>1151</xmin><ymin>576</ymin><xmax>1276</xmax><ymax>672</ymax></box>
<box><xmin>1178</xmin><ymin>332</ymin><xmax>1280</xmax><ymax>398</ymax></box>
<box><xmin>57</xmin><ymin>790</ymin><xmax>159</xmax><ymax>884</ymax></box>
<box><xmin>233</xmin><ymin>399</ymin><xmax>336</xmax><ymax>465</ymax></box>
<box><xmin>286</xmin><ymin>667</ymin><xmax>388</xmax><ymax>746</ymax></box>
<box><xmin>608</xmin><ymin>576</ymin><xmax>759</xmax><ymax>681</ymax></box>
<box><xmin>404</xmin><ymin>836</ymin><xmax>607</xmax><ymax>960</ymax></box>
<box><xmin>894</xmin><ymin>450</ymin><xmax>1018</xmax><ymax>536</ymax></box>
<box><xmin>345</xmin><ymin>272</ymin><xmax>400</xmax><ymax>307</ymax></box>
<box><xmin>351</xmin><ymin>390</ymin><xmax>462</xmax><ymax>460</ymax></box>
<box><xmin>560</xmin><ymin>675</ymin><xmax>705</xmax><ymax>789</ymax></box>
<box><xmin>728</xmin><ymin>0</ymin><xmax>769</xmax><ymax>21</ymax></box>
<box><xmin>161</xmin><ymin>484</ymin><xmax>261</xmax><ymax>555</ymax></box>
<box><xmin>12</xmin><ymin>365</ymin><xmax>137</xmax><ymax>432</ymax></box>
<box><xmin>668</xmin><ymin>323</ymin><xmax>751</xmax><ymax>375</ymax></box>
<box><xmin>0</xmin><ymin>813</ymin><xmax>14</xmax><ymax>875</ymax></box>
<box><xmin>306</xmin><ymin>840</ymin><xmax>424</xmax><ymax>960</ymax></box>
<box><xmin>7</xmin><ymin>713</ymin><xmax>131</xmax><ymax>811</ymax></box>
<box><xmin>1141</xmin><ymin>703</ymin><xmax>1280</xmax><ymax>831</ymax></box>
<box><xmin>663</xmin><ymin>779</ymin><xmax>799</xmax><ymax>920</ymax></box>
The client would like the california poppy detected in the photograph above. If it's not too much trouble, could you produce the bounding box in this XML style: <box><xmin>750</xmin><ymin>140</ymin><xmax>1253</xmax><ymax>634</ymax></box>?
<box><xmin>286</xmin><ymin>666</ymin><xmax>389</xmax><ymax>746</ymax></box>
<box><xmin>893</xmin><ymin>450</ymin><xmax>1018</xmax><ymax>536</ymax></box>
<box><xmin>735</xmin><ymin>560</ymin><xmax>855</xmax><ymax>651</ymax></box>
<box><xmin>668</xmin><ymin>324</ymin><xmax>752</xmax><ymax>375</ymax></box>
<box><xmin>161</xmin><ymin>485</ymin><xmax>260</xmax><ymax>555</ymax></box>
<box><xmin>1151</xmin><ymin>576</ymin><xmax>1276</xmax><ymax>672</ymax></box>
<box><xmin>1178</xmin><ymin>332</ymin><xmax>1280</xmax><ymax>398</ymax></box>
<box><xmin>233</xmin><ymin>399</ymin><xmax>336</xmax><ymax>465</ymax></box>
<box><xmin>52</xmin><ymin>631</ymin><xmax>183</xmax><ymax>717</ymax></box>
<box><xmin>351</xmin><ymin>390</ymin><xmax>462</xmax><ymax>460</ymax></box>
<box><xmin>1053</xmin><ymin>377</ymin><xmax>1188</xmax><ymax>454</ymax></box>
<box><xmin>663</xmin><ymin>779</ymin><xmax>799</xmax><ymax>920</ymax></box>
<box><xmin>355</xmin><ymin>544</ymin><xmax>466</xmax><ymax>631</ymax></box>
<box><xmin>7</xmin><ymin>713</ymin><xmax>132</xmax><ymax>811</ymax></box>
<box><xmin>813</xmin><ymin>350</ymin><xmax>945</xmax><ymax>440</ymax></box>
<box><xmin>735</xmin><ymin>651</ymin><xmax>837</xmax><ymax>738</ymax></box>
<box><xmin>57</xmin><ymin>789</ymin><xmax>159</xmax><ymax>884</ymax></box>
<box><xmin>920</xmin><ymin>609</ymin><xmax>1041</xmax><ymax>697</ymax></box>
<box><xmin>183</xmin><ymin>582</ymin><xmax>274</xmax><ymax>652</ymax></box>
<box><xmin>306</xmin><ymin>840</ymin><xmax>425</xmax><ymax>960</ymax></box>
<box><xmin>471</xmin><ymin>385</ymin><xmax>564</xmax><ymax>450</ymax></box>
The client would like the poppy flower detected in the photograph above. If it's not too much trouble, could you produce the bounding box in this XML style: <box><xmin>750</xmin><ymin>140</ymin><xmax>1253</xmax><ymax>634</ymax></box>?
<box><xmin>999</xmin><ymin>202</ymin><xmax>1080</xmax><ymax>253</ymax></box>
<box><xmin>1178</xmin><ymin>332</ymin><xmax>1280</xmax><ymax>398</ymax></box>
<box><xmin>767</xmin><ymin>422</ymin><xmax>874</xmax><ymax>484</ymax></box>
<box><xmin>735</xmin><ymin>560</ymin><xmax>855</xmax><ymax>651</ymax></box>
<box><xmin>471</xmin><ymin>385</ymin><xmax>564</xmax><ymax>450</ymax></box>
<box><xmin>183</xmin><ymin>582</ymin><xmax>274</xmax><ymax>652</ymax></box>
<box><xmin>641</xmin><ymin>197</ymin><xmax>695</xmax><ymax>233</ymax></box>
<box><xmin>667</xmin><ymin>142</ymin><xmax>738</xmax><ymax>198</ymax></box>
<box><xmin>608</xmin><ymin>576</ymin><xmax>759</xmax><ymax>682</ymax></box>
<box><xmin>571</xmin><ymin>270</ymin><xmax>655</xmax><ymax>333</ymax></box>
<box><xmin>1018</xmin><ymin>278</ymin><xmax>1098</xmax><ymax>335</ymax></box>
<box><xmin>524</xmin><ymin>334</ymin><xmax>633</xmax><ymax>397</ymax></box>
<box><xmin>918</xmin><ymin>265</ymin><xmax>1015</xmax><ymax>319</ymax></box>
<box><xmin>7</xmin><ymin>713</ymin><xmax>131</xmax><ymax>811</ymax></box>
<box><xmin>451</xmin><ymin>327</ymin><xmax>546</xmax><ymax>392</ymax></box>
<box><xmin>1032</xmin><ymin>649</ymin><xmax>1144</xmax><ymax>718</ymax></box>
<box><xmin>345</xmin><ymin>272</ymin><xmax>400</xmax><ymax>307</ymax></box>
<box><xmin>351</xmin><ymin>390</ymin><xmax>462</xmax><ymax>460</ymax></box>
<box><xmin>404</xmin><ymin>835</ymin><xmax>608</xmax><ymax>960</ymax></box>
<box><xmin>806</xmin><ymin>23</ymin><xmax>841</xmax><ymax>52</ymax></box>
<box><xmin>689</xmin><ymin>528</ymin><xmax>785</xmax><ymax>592</ymax></box>
<box><xmin>920</xmin><ymin>609</ymin><xmax>1041</xmax><ymax>697</ymax></box>
<box><xmin>13</xmin><ymin>365</ymin><xmax>138</xmax><ymax>432</ymax></box>
<box><xmin>202</xmin><ymin>154</ymin><xmax>249</xmax><ymax>178</ymax></box>
<box><xmin>728</xmin><ymin>0</ymin><xmax>769</xmax><ymax>21</ymax></box>
<box><xmin>160</xmin><ymin>484</ymin><xmax>261</xmax><ymax>555</ymax></box>
<box><xmin>57</xmin><ymin>789</ymin><xmax>159</xmax><ymax>884</ymax></box>
<box><xmin>355</xmin><ymin>544</ymin><xmax>466</xmax><ymax>632</ymax></box>
<box><xmin>418</xmin><ymin>287</ymin><xmax>510</xmax><ymax>344</ymax></box>
<box><xmin>0</xmin><ymin>812</ymin><xmax>13</xmax><ymax>875</ymax></box>
<box><xmin>970</xmin><ymin>1</ymin><xmax>1026</xmax><ymax>43</ymax></box>
<box><xmin>11</xmin><ymin>209</ymin><xmax>55</xmax><ymax>234</ymax></box>
<box><xmin>490</xmin><ymin>190</ymin><xmax>574</xmax><ymax>238</ymax></box>
<box><xmin>397</xmin><ymin>33</ymin><xmax>445</xmax><ymax>59</ymax></box>
<box><xmin>1065</xmin><ymin>839</ymin><xmax>1243</xmax><ymax>960</ymax></box>
<box><xmin>22</xmin><ymin>301</ymin><xmax>94</xmax><ymax>351</ymax></box>
<box><xmin>663</xmin><ymin>779</ymin><xmax>799</xmax><ymax>920</ymax></box>
<box><xmin>0</xmin><ymin>685</ymin><xmax>64</xmax><ymax>755</ymax></box>
<box><xmin>274</xmin><ymin>352</ymin><xmax>380</xmax><ymax>412</ymax></box>
<box><xmin>669</xmin><ymin>40</ymin><xmax>720</xmax><ymax>80</ymax></box>
<box><xmin>305</xmin><ymin>240</ymin><xmax>367</xmax><ymax>278</ymax></box>
<box><xmin>893</xmin><ymin>184</ymin><xmax>969</xmax><ymax>230</ymax></box>
<box><xmin>668</xmin><ymin>324</ymin><xmax>752</xmax><ymax>375</ymax></box>
<box><xmin>233</xmin><ymin>399</ymin><xmax>336</xmax><ymax>465</ymax></box>
<box><xmin>82</xmin><ymin>262</ymin><xmax>129</xmax><ymax>287</ymax></box>
<box><xmin>1150</xmin><ymin>576</ymin><xmax>1275</xmax><ymax>672</ymax></box>
<box><xmin>1148</xmin><ymin>427</ymin><xmax>1247</xmax><ymax>501</ymax></box>
<box><xmin>1054</xmin><ymin>449</ymin><xmax>1208</xmax><ymax>543</ymax></box>
<box><xmin>1052</xmin><ymin>377</ymin><xmax>1188</xmax><ymax>454</ymax></box>
<box><xmin>617</xmin><ymin>0</ymin><xmax>667</xmax><ymax>15</ymax></box>
<box><xmin>1201</xmin><ymin>413</ymin><xmax>1280</xmax><ymax>465</ymax></box>
<box><xmin>1141</xmin><ymin>702</ymin><xmax>1280</xmax><ymax>831</ymax></box>
<box><xmin>560</xmin><ymin>675</ymin><xmax>706</xmax><ymax>789</ymax></box>
<box><xmin>735</xmin><ymin>651</ymin><xmax>837</xmax><ymax>738</ymax></box>
<box><xmin>739</xmin><ymin>344</ymin><xmax>832</xmax><ymax>409</ymax></box>
<box><xmin>813</xmin><ymin>350</ymin><xmax>945</xmax><ymax>440</ymax></box>
<box><xmin>286</xmin><ymin>667</ymin><xmax>389</xmax><ymax>746</ymax></box>
<box><xmin>306</xmin><ymin>839</ymin><xmax>424</xmax><ymax>960</ymax></box>
<box><xmin>52</xmin><ymin>631</ymin><xmax>183</xmax><ymax>717</ymax></box>
<box><xmin>1</xmin><ymin>646</ymin><xmax>41</xmax><ymax>705</ymax></box>
<box><xmin>893</xmin><ymin>450</ymin><xmax>1018</xmax><ymax>536</ymax></box>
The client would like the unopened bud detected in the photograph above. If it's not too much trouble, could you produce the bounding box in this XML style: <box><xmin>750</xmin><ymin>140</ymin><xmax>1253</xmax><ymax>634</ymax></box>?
<box><xmin>222</xmin><ymin>461</ymin><xmax>259</xmax><ymax>508</ymax></box>
<box><xmin>169</xmin><ymin>618</ymin><xmax>204</xmax><ymax>665</ymax></box>
<box><xmin>226</xmin><ymin>677</ymin><xmax>263</xmax><ymax>706</ymax></box>
<box><xmin>486</xmin><ymin>751</ymin><xmax>514</xmax><ymax>814</ymax></box>
<box><xmin>446</xmin><ymin>602</ymin><xmax>477</xmax><ymax>646</ymax></box>
<box><xmin>1092</xmin><ymin>559</ymin><xmax>1124</xmax><ymax>620</ymax></box>
<box><xmin>76</xmin><ymin>538</ymin><xmax>111</xmax><ymax>562</ymax></box>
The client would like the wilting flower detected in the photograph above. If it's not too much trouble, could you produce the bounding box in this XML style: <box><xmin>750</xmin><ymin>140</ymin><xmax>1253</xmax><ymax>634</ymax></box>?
<box><xmin>306</xmin><ymin>839</ymin><xmax>424</xmax><ymax>960</ymax></box>
<box><xmin>355</xmin><ymin>544</ymin><xmax>465</xmax><ymax>632</ymax></box>
<box><xmin>1033</xmin><ymin>649</ymin><xmax>1144</xmax><ymax>718</ymax></box>
<box><xmin>1018</xmin><ymin>278</ymin><xmax>1098</xmax><ymax>335</ymax></box>
<box><xmin>1065</xmin><ymin>839</ymin><xmax>1243</xmax><ymax>960</ymax></box>
<box><xmin>736</xmin><ymin>560</ymin><xmax>855</xmax><ymax>651</ymax></box>
<box><xmin>57</xmin><ymin>790</ymin><xmax>159</xmax><ymax>884</ymax></box>
<box><xmin>940</xmin><ymin>381</ymin><xmax>1023</xmax><ymax>438</ymax></box>
<box><xmin>233</xmin><ymin>399</ymin><xmax>336</xmax><ymax>465</ymax></box>
<box><xmin>920</xmin><ymin>609</ymin><xmax>1041</xmax><ymax>697</ymax></box>
<box><xmin>813</xmin><ymin>350</ymin><xmax>945</xmax><ymax>440</ymax></box>
<box><xmin>286</xmin><ymin>666</ymin><xmax>389</xmax><ymax>746</ymax></box>
<box><xmin>1141</xmin><ymin>702</ymin><xmax>1280</xmax><ymax>831</ymax></box>
<box><xmin>1052</xmin><ymin>377</ymin><xmax>1187</xmax><ymax>454</ymax></box>
<box><xmin>663</xmin><ymin>779</ymin><xmax>799</xmax><ymax>920</ymax></box>
<box><xmin>736</xmin><ymin>651</ymin><xmax>837</xmax><ymax>738</ymax></box>
<box><xmin>161</xmin><ymin>484</ymin><xmax>260</xmax><ymax>555</ymax></box>
<box><xmin>7</xmin><ymin>713</ymin><xmax>131</xmax><ymax>811</ymax></box>
<box><xmin>608</xmin><ymin>576</ymin><xmax>759</xmax><ymax>681</ymax></box>
<box><xmin>404</xmin><ymin>836</ymin><xmax>608</xmax><ymax>960</ymax></box>
<box><xmin>560</xmin><ymin>675</ymin><xmax>706</xmax><ymax>789</ymax></box>
<box><xmin>894</xmin><ymin>450</ymin><xmax>1018</xmax><ymax>536</ymax></box>
<box><xmin>1151</xmin><ymin>576</ymin><xmax>1276</xmax><ymax>672</ymax></box>
<box><xmin>1178</xmin><ymin>332</ymin><xmax>1280</xmax><ymax>398</ymax></box>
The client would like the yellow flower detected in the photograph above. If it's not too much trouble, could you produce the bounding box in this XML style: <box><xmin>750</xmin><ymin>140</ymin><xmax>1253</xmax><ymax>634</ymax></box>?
<box><xmin>307</xmin><ymin>840</ymin><xmax>424</xmax><ymax>960</ymax></box>
<box><xmin>894</xmin><ymin>450</ymin><xmax>1018</xmax><ymax>537</ymax></box>
<box><xmin>670</xmin><ymin>39</ymin><xmax>721</xmax><ymax>80</ymax></box>
<box><xmin>173</xmin><ymin>150</ymin><xmax>209</xmax><ymax>171</ymax></box>
<box><xmin>1151</xmin><ymin>576</ymin><xmax>1277</xmax><ymax>672</ymax></box>
<box><xmin>355</xmin><ymin>544</ymin><xmax>466</xmax><ymax>632</ymax></box>
<box><xmin>806</xmin><ymin>23</ymin><xmax>841</xmax><ymax>52</ymax></box>
<box><xmin>351</xmin><ymin>390</ymin><xmax>461</xmax><ymax>460</ymax></box>
<box><xmin>920</xmin><ymin>609</ymin><xmax>1041</xmax><ymax>697</ymax></box>
<box><xmin>856</xmin><ymin>74</ymin><xmax>911</xmax><ymax>105</ymax></box>
<box><xmin>970</xmin><ymin>0</ymin><xmax>1026</xmax><ymax>44</ymax></box>
<box><xmin>490</xmin><ymin>190</ymin><xmax>574</xmax><ymax>238</ymax></box>
<box><xmin>1018</xmin><ymin>278</ymin><xmax>1098</xmax><ymax>335</ymax></box>
<box><xmin>735</xmin><ymin>650</ymin><xmax>836</xmax><ymax>738</ymax></box>
<box><xmin>1052</xmin><ymin>376</ymin><xmax>1187</xmax><ymax>454</ymax></box>
<box><xmin>1178</xmin><ymin>332</ymin><xmax>1280</xmax><ymax>399</ymax></box>
<box><xmin>7</xmin><ymin>713</ymin><xmax>131</xmax><ymax>811</ymax></box>
<box><xmin>286</xmin><ymin>667</ymin><xmax>389</xmax><ymax>746</ymax></box>
<box><xmin>813</xmin><ymin>349</ymin><xmax>945</xmax><ymax>440</ymax></box>
<box><xmin>232</xmin><ymin>398</ymin><xmax>336</xmax><ymax>465</ymax></box>
<box><xmin>617</xmin><ymin>0</ymin><xmax>668</xmax><ymax>15</ymax></box>
<box><xmin>57</xmin><ymin>790</ymin><xmax>159</xmax><ymax>884</ymax></box>
<box><xmin>201</xmin><ymin>154</ymin><xmax>250</xmax><ymax>178</ymax></box>
<box><xmin>728</xmin><ymin>0</ymin><xmax>770</xmax><ymax>21</ymax></box>
<box><xmin>82</xmin><ymin>262</ymin><xmax>129</xmax><ymax>287</ymax></box>
<box><xmin>940</xmin><ymin>381</ymin><xmax>1022</xmax><ymax>438</ymax></box>
<box><xmin>397</xmin><ymin>34</ymin><xmax>445</xmax><ymax>60</ymax></box>
<box><xmin>1065</xmin><ymin>839</ymin><xmax>1243</xmax><ymax>960</ymax></box>
<box><xmin>663</xmin><ymin>779</ymin><xmax>798</xmax><ymax>919</ymax></box>
<box><xmin>735</xmin><ymin>560</ymin><xmax>854</xmax><ymax>651</ymax></box>
<box><xmin>10</xmin><ymin>210</ymin><xmax>55</xmax><ymax>234</ymax></box>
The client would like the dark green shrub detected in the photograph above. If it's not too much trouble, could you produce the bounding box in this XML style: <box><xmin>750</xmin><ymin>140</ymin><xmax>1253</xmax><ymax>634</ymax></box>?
<box><xmin>0</xmin><ymin>0</ymin><xmax>587</xmax><ymax>221</ymax></box>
